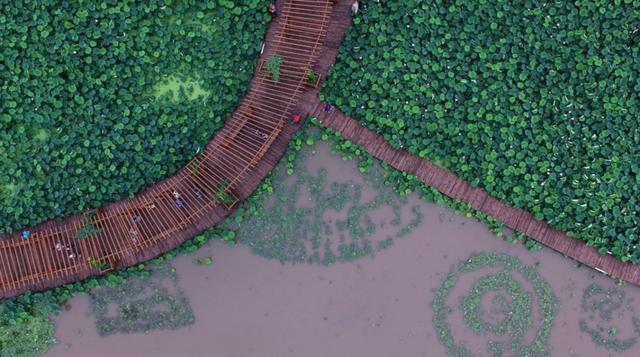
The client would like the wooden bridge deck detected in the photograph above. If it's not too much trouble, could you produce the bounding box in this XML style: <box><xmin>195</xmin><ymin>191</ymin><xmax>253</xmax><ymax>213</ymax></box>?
<box><xmin>309</xmin><ymin>104</ymin><xmax>640</xmax><ymax>285</ymax></box>
<box><xmin>0</xmin><ymin>0</ymin><xmax>355</xmax><ymax>300</ymax></box>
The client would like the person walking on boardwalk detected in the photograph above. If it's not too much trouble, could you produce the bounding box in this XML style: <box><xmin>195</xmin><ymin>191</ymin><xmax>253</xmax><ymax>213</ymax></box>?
<box><xmin>255</xmin><ymin>129</ymin><xmax>268</xmax><ymax>140</ymax></box>
<box><xmin>65</xmin><ymin>244</ymin><xmax>79</xmax><ymax>259</ymax></box>
<box><xmin>324</xmin><ymin>103</ymin><xmax>333</xmax><ymax>113</ymax></box>
<box><xmin>172</xmin><ymin>190</ymin><xmax>185</xmax><ymax>207</ymax></box>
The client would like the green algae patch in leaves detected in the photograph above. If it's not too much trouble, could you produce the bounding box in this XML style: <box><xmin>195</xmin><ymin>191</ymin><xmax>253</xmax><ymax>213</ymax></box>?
<box><xmin>88</xmin><ymin>264</ymin><xmax>194</xmax><ymax>336</ymax></box>
<box><xmin>578</xmin><ymin>283</ymin><xmax>640</xmax><ymax>352</ymax></box>
<box><xmin>151</xmin><ymin>76</ymin><xmax>210</xmax><ymax>103</ymax></box>
<box><xmin>0</xmin><ymin>0</ymin><xmax>271</xmax><ymax>233</ymax></box>
<box><xmin>432</xmin><ymin>252</ymin><xmax>556</xmax><ymax>356</ymax></box>
<box><xmin>322</xmin><ymin>0</ymin><xmax>640</xmax><ymax>263</ymax></box>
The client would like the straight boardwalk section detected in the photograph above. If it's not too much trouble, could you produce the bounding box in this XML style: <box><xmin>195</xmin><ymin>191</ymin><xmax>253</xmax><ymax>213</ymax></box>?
<box><xmin>311</xmin><ymin>105</ymin><xmax>640</xmax><ymax>285</ymax></box>
<box><xmin>0</xmin><ymin>0</ymin><xmax>354</xmax><ymax>300</ymax></box>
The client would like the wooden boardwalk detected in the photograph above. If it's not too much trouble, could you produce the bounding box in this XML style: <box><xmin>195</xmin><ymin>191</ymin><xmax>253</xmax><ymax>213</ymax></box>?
<box><xmin>309</xmin><ymin>104</ymin><xmax>640</xmax><ymax>285</ymax></box>
<box><xmin>0</xmin><ymin>0</ymin><xmax>356</xmax><ymax>300</ymax></box>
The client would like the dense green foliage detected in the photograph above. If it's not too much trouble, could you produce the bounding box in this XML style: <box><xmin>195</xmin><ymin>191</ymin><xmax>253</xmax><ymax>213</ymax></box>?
<box><xmin>0</xmin><ymin>0</ymin><xmax>271</xmax><ymax>233</ymax></box>
<box><xmin>322</xmin><ymin>0</ymin><xmax>640</xmax><ymax>262</ymax></box>
<box><xmin>0</xmin><ymin>304</ymin><xmax>55</xmax><ymax>357</ymax></box>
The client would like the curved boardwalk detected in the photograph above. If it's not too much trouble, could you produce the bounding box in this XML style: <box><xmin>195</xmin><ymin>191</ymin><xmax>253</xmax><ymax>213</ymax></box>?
<box><xmin>309</xmin><ymin>104</ymin><xmax>640</xmax><ymax>285</ymax></box>
<box><xmin>0</xmin><ymin>0</ymin><xmax>355</xmax><ymax>300</ymax></box>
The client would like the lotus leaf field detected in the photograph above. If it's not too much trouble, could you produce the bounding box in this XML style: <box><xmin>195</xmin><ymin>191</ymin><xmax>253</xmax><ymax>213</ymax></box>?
<box><xmin>0</xmin><ymin>0</ymin><xmax>270</xmax><ymax>233</ymax></box>
<box><xmin>322</xmin><ymin>0</ymin><xmax>640</xmax><ymax>263</ymax></box>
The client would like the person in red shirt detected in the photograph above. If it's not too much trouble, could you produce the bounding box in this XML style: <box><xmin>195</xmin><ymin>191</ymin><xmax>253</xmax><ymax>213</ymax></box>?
<box><xmin>292</xmin><ymin>114</ymin><xmax>300</xmax><ymax>124</ymax></box>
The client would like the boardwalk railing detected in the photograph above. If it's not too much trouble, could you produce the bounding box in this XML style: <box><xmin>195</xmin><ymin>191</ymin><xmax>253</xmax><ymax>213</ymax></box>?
<box><xmin>0</xmin><ymin>0</ymin><xmax>335</xmax><ymax>300</ymax></box>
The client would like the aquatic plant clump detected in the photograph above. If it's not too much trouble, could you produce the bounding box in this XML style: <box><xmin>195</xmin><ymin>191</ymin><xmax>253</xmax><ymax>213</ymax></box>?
<box><xmin>226</xmin><ymin>131</ymin><xmax>424</xmax><ymax>265</ymax></box>
<box><xmin>265</xmin><ymin>55</ymin><xmax>283</xmax><ymax>82</ymax></box>
<box><xmin>578</xmin><ymin>283</ymin><xmax>640</xmax><ymax>352</ymax></box>
<box><xmin>322</xmin><ymin>0</ymin><xmax>640</xmax><ymax>263</ymax></box>
<box><xmin>88</xmin><ymin>264</ymin><xmax>194</xmax><ymax>336</ymax></box>
<box><xmin>0</xmin><ymin>0</ymin><xmax>271</xmax><ymax>233</ymax></box>
<box><xmin>432</xmin><ymin>252</ymin><xmax>556</xmax><ymax>356</ymax></box>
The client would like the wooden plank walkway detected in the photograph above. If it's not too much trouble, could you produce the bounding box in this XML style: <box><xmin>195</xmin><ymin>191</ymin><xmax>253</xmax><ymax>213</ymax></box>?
<box><xmin>310</xmin><ymin>104</ymin><xmax>640</xmax><ymax>285</ymax></box>
<box><xmin>0</xmin><ymin>0</ymin><xmax>357</xmax><ymax>300</ymax></box>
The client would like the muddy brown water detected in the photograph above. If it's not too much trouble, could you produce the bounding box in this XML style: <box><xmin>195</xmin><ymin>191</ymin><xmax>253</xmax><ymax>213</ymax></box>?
<box><xmin>45</xmin><ymin>142</ymin><xmax>640</xmax><ymax>357</ymax></box>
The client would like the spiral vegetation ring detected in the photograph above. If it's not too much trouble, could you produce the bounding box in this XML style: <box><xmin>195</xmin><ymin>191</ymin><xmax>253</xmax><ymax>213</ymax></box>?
<box><xmin>431</xmin><ymin>252</ymin><xmax>556</xmax><ymax>356</ymax></box>
<box><xmin>578</xmin><ymin>283</ymin><xmax>640</xmax><ymax>351</ymax></box>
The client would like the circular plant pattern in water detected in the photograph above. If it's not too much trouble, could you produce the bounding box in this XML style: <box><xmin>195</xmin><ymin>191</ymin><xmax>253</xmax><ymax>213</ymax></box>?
<box><xmin>432</xmin><ymin>252</ymin><xmax>556</xmax><ymax>356</ymax></box>
<box><xmin>579</xmin><ymin>283</ymin><xmax>640</xmax><ymax>352</ymax></box>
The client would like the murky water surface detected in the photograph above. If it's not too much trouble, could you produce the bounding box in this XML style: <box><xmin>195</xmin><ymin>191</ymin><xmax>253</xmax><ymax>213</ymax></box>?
<box><xmin>45</xmin><ymin>141</ymin><xmax>640</xmax><ymax>357</ymax></box>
